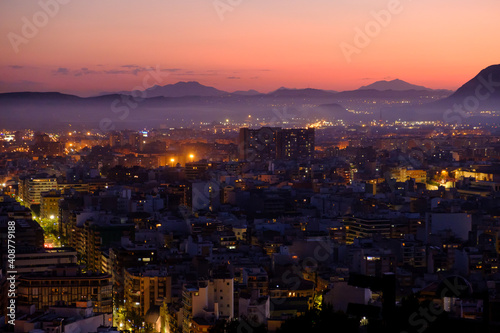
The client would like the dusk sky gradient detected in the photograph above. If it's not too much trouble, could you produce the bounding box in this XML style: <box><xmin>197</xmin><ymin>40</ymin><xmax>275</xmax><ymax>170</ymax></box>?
<box><xmin>1</xmin><ymin>0</ymin><xmax>499</xmax><ymax>96</ymax></box>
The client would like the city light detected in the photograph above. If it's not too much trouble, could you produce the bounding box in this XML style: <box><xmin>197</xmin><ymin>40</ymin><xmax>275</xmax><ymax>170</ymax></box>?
<box><xmin>1</xmin><ymin>2</ymin><xmax>499</xmax><ymax>329</ymax></box>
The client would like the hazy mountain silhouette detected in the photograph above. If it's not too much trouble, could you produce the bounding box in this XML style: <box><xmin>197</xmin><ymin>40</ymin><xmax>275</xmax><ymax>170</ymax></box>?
<box><xmin>232</xmin><ymin>89</ymin><xmax>262</xmax><ymax>96</ymax></box>
<box><xmin>267</xmin><ymin>87</ymin><xmax>337</xmax><ymax>98</ymax></box>
<box><xmin>381</xmin><ymin>65</ymin><xmax>500</xmax><ymax>123</ymax></box>
<box><xmin>2</xmin><ymin>66</ymin><xmax>500</xmax><ymax>129</ymax></box>
<box><xmin>141</xmin><ymin>81</ymin><xmax>227</xmax><ymax>97</ymax></box>
<box><xmin>334</xmin><ymin>89</ymin><xmax>451</xmax><ymax>100</ymax></box>
<box><xmin>439</xmin><ymin>64</ymin><xmax>500</xmax><ymax>103</ymax></box>
<box><xmin>99</xmin><ymin>81</ymin><xmax>228</xmax><ymax>98</ymax></box>
<box><xmin>358</xmin><ymin>79</ymin><xmax>432</xmax><ymax>91</ymax></box>
<box><xmin>0</xmin><ymin>91</ymin><xmax>82</xmax><ymax>101</ymax></box>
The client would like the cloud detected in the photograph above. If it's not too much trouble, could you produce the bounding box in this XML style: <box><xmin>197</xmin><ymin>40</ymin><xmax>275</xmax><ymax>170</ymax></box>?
<box><xmin>174</xmin><ymin>71</ymin><xmax>218</xmax><ymax>76</ymax></box>
<box><xmin>74</xmin><ymin>67</ymin><xmax>100</xmax><ymax>76</ymax></box>
<box><xmin>161</xmin><ymin>68</ymin><xmax>182</xmax><ymax>73</ymax></box>
<box><xmin>107</xmin><ymin>66</ymin><xmax>169</xmax><ymax>76</ymax></box>
<box><xmin>104</xmin><ymin>69</ymin><xmax>130</xmax><ymax>75</ymax></box>
<box><xmin>250</xmin><ymin>76</ymin><xmax>260</xmax><ymax>79</ymax></box>
<box><xmin>227</xmin><ymin>76</ymin><xmax>241</xmax><ymax>80</ymax></box>
<box><xmin>9</xmin><ymin>65</ymin><xmax>24</xmax><ymax>69</ymax></box>
<box><xmin>57</xmin><ymin>66</ymin><xmax>210</xmax><ymax>78</ymax></box>
<box><xmin>52</xmin><ymin>67</ymin><xmax>69</xmax><ymax>75</ymax></box>
<box><xmin>361</xmin><ymin>76</ymin><xmax>394</xmax><ymax>81</ymax></box>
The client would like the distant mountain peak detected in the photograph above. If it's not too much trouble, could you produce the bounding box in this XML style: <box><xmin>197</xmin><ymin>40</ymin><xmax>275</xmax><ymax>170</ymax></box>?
<box><xmin>232</xmin><ymin>89</ymin><xmax>261</xmax><ymax>96</ymax></box>
<box><xmin>142</xmin><ymin>81</ymin><xmax>227</xmax><ymax>98</ymax></box>
<box><xmin>173</xmin><ymin>81</ymin><xmax>203</xmax><ymax>86</ymax></box>
<box><xmin>358</xmin><ymin>79</ymin><xmax>431</xmax><ymax>91</ymax></box>
<box><xmin>97</xmin><ymin>81</ymin><xmax>226</xmax><ymax>97</ymax></box>
<box><xmin>268</xmin><ymin>87</ymin><xmax>336</xmax><ymax>98</ymax></box>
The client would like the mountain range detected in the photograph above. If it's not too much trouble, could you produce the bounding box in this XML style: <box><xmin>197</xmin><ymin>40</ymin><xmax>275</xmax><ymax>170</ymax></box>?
<box><xmin>359</xmin><ymin>79</ymin><xmax>433</xmax><ymax>91</ymax></box>
<box><xmin>98</xmin><ymin>78</ymin><xmax>446</xmax><ymax>98</ymax></box>
<box><xmin>1</xmin><ymin>65</ymin><xmax>499</xmax><ymax>130</ymax></box>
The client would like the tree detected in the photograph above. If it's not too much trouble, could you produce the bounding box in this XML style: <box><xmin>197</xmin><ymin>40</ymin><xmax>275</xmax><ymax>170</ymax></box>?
<box><xmin>126</xmin><ymin>309</ymin><xmax>145</xmax><ymax>332</ymax></box>
<box><xmin>277</xmin><ymin>304</ymin><xmax>359</xmax><ymax>333</ymax></box>
<box><xmin>209</xmin><ymin>318</ymin><xmax>267</xmax><ymax>333</ymax></box>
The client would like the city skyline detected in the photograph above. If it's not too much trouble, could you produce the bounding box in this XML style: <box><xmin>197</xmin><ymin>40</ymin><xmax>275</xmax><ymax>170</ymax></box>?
<box><xmin>1</xmin><ymin>0</ymin><xmax>500</xmax><ymax>96</ymax></box>
<box><xmin>2</xmin><ymin>1</ymin><xmax>500</xmax><ymax>332</ymax></box>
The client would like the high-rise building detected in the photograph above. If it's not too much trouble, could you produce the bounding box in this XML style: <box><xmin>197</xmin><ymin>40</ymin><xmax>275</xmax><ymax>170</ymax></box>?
<box><xmin>277</xmin><ymin>128</ymin><xmax>315</xmax><ymax>160</ymax></box>
<box><xmin>343</xmin><ymin>216</ymin><xmax>391</xmax><ymax>244</ymax></box>
<box><xmin>239</xmin><ymin>127</ymin><xmax>314</xmax><ymax>162</ymax></box>
<box><xmin>109</xmin><ymin>131</ymin><xmax>124</xmax><ymax>147</ymax></box>
<box><xmin>17</xmin><ymin>265</ymin><xmax>113</xmax><ymax>313</ymax></box>
<box><xmin>40</xmin><ymin>190</ymin><xmax>62</xmax><ymax>220</ymax></box>
<box><xmin>182</xmin><ymin>277</ymin><xmax>234</xmax><ymax>333</ymax></box>
<box><xmin>26</xmin><ymin>177</ymin><xmax>58</xmax><ymax>205</ymax></box>
<box><xmin>6</xmin><ymin>247</ymin><xmax>77</xmax><ymax>274</ymax></box>
<box><xmin>124</xmin><ymin>266</ymin><xmax>171</xmax><ymax>318</ymax></box>
<box><xmin>80</xmin><ymin>218</ymin><xmax>135</xmax><ymax>273</ymax></box>
<box><xmin>239</xmin><ymin>127</ymin><xmax>280</xmax><ymax>162</ymax></box>
<box><xmin>0</xmin><ymin>219</ymin><xmax>44</xmax><ymax>269</ymax></box>
<box><xmin>185</xmin><ymin>161</ymin><xmax>211</xmax><ymax>180</ymax></box>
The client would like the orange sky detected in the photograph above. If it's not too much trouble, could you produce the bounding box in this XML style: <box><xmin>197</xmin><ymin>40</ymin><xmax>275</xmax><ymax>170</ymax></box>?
<box><xmin>1</xmin><ymin>0</ymin><xmax>499</xmax><ymax>96</ymax></box>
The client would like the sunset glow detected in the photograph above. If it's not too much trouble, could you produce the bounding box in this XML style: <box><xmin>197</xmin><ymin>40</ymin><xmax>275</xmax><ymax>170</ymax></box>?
<box><xmin>1</xmin><ymin>0</ymin><xmax>499</xmax><ymax>96</ymax></box>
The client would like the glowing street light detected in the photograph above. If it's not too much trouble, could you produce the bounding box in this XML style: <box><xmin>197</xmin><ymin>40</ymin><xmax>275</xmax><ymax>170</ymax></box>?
<box><xmin>189</xmin><ymin>154</ymin><xmax>195</xmax><ymax>162</ymax></box>
<box><xmin>170</xmin><ymin>158</ymin><xmax>175</xmax><ymax>167</ymax></box>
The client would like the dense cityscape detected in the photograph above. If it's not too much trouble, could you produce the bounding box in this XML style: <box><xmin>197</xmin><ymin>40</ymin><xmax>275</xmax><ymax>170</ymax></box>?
<box><xmin>2</xmin><ymin>1</ymin><xmax>500</xmax><ymax>332</ymax></box>
<box><xmin>1</xmin><ymin>118</ymin><xmax>500</xmax><ymax>332</ymax></box>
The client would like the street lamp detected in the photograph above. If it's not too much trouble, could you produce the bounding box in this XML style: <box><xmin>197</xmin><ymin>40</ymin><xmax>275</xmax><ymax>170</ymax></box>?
<box><xmin>189</xmin><ymin>154</ymin><xmax>195</xmax><ymax>162</ymax></box>
<box><xmin>170</xmin><ymin>158</ymin><xmax>175</xmax><ymax>167</ymax></box>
